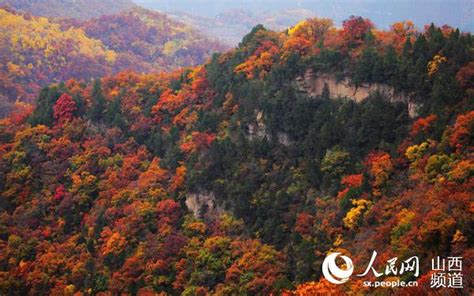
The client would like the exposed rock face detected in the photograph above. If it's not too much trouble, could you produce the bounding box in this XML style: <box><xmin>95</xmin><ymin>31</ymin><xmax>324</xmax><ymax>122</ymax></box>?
<box><xmin>246</xmin><ymin>111</ymin><xmax>292</xmax><ymax>146</ymax></box>
<box><xmin>185</xmin><ymin>191</ymin><xmax>222</xmax><ymax>219</ymax></box>
<box><xmin>277</xmin><ymin>132</ymin><xmax>291</xmax><ymax>146</ymax></box>
<box><xmin>295</xmin><ymin>69</ymin><xmax>420</xmax><ymax>117</ymax></box>
<box><xmin>247</xmin><ymin>111</ymin><xmax>267</xmax><ymax>141</ymax></box>
<box><xmin>245</xmin><ymin>69</ymin><xmax>420</xmax><ymax>147</ymax></box>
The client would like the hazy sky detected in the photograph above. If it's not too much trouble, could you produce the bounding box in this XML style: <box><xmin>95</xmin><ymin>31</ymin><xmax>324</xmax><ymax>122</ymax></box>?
<box><xmin>135</xmin><ymin>0</ymin><xmax>473</xmax><ymax>31</ymax></box>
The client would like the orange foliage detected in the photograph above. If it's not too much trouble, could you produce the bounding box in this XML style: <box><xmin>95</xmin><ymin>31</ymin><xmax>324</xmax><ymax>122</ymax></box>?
<box><xmin>289</xmin><ymin>18</ymin><xmax>334</xmax><ymax>41</ymax></box>
<box><xmin>410</xmin><ymin>114</ymin><xmax>437</xmax><ymax>138</ymax></box>
<box><xmin>172</xmin><ymin>107</ymin><xmax>198</xmax><ymax>128</ymax></box>
<box><xmin>153</xmin><ymin>89</ymin><xmax>186</xmax><ymax>121</ymax></box>
<box><xmin>284</xmin><ymin>18</ymin><xmax>334</xmax><ymax>57</ymax></box>
<box><xmin>456</xmin><ymin>62</ymin><xmax>474</xmax><ymax>89</ymax></box>
<box><xmin>295</xmin><ymin>213</ymin><xmax>314</xmax><ymax>237</ymax></box>
<box><xmin>341</xmin><ymin>174</ymin><xmax>364</xmax><ymax>188</ymax></box>
<box><xmin>449</xmin><ymin>111</ymin><xmax>474</xmax><ymax>152</ymax></box>
<box><xmin>53</xmin><ymin>185</ymin><xmax>66</xmax><ymax>201</ymax></box>
<box><xmin>156</xmin><ymin>199</ymin><xmax>180</xmax><ymax>226</ymax></box>
<box><xmin>53</xmin><ymin>93</ymin><xmax>76</xmax><ymax>124</ymax></box>
<box><xmin>8</xmin><ymin>101</ymin><xmax>34</xmax><ymax>125</ymax></box>
<box><xmin>180</xmin><ymin>131</ymin><xmax>216</xmax><ymax>154</ymax></box>
<box><xmin>170</xmin><ymin>163</ymin><xmax>186</xmax><ymax>191</ymax></box>
<box><xmin>189</xmin><ymin>66</ymin><xmax>210</xmax><ymax>99</ymax></box>
<box><xmin>341</xmin><ymin>16</ymin><xmax>374</xmax><ymax>47</ymax></box>
<box><xmin>283</xmin><ymin>36</ymin><xmax>312</xmax><ymax>56</ymax></box>
<box><xmin>226</xmin><ymin>239</ymin><xmax>286</xmax><ymax>294</ymax></box>
<box><xmin>291</xmin><ymin>279</ymin><xmax>345</xmax><ymax>295</ymax></box>
<box><xmin>337</xmin><ymin>174</ymin><xmax>363</xmax><ymax>199</ymax></box>
<box><xmin>386</xmin><ymin>20</ymin><xmax>416</xmax><ymax>51</ymax></box>
<box><xmin>235</xmin><ymin>40</ymin><xmax>280</xmax><ymax>79</ymax></box>
<box><xmin>100</xmin><ymin>228</ymin><xmax>127</xmax><ymax>257</ymax></box>
<box><xmin>365</xmin><ymin>152</ymin><xmax>394</xmax><ymax>196</ymax></box>
<box><xmin>137</xmin><ymin>158</ymin><xmax>168</xmax><ymax>189</ymax></box>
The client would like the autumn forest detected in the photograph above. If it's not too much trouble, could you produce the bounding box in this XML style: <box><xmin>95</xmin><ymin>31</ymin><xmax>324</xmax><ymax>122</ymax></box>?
<box><xmin>0</xmin><ymin>1</ymin><xmax>473</xmax><ymax>295</ymax></box>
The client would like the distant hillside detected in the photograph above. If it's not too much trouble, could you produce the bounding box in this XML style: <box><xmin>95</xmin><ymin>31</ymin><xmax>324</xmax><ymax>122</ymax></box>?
<box><xmin>0</xmin><ymin>8</ymin><xmax>116</xmax><ymax>116</ymax></box>
<box><xmin>77</xmin><ymin>7</ymin><xmax>226</xmax><ymax>73</ymax></box>
<box><xmin>0</xmin><ymin>7</ymin><xmax>225</xmax><ymax>116</ymax></box>
<box><xmin>0</xmin><ymin>0</ymin><xmax>135</xmax><ymax>19</ymax></box>
<box><xmin>167</xmin><ymin>8</ymin><xmax>316</xmax><ymax>46</ymax></box>
<box><xmin>137</xmin><ymin>0</ymin><xmax>473</xmax><ymax>33</ymax></box>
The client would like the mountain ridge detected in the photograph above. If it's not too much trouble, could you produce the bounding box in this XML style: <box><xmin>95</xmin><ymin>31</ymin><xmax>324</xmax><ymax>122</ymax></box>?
<box><xmin>0</xmin><ymin>6</ymin><xmax>225</xmax><ymax>117</ymax></box>
<box><xmin>0</xmin><ymin>0</ymin><xmax>135</xmax><ymax>20</ymax></box>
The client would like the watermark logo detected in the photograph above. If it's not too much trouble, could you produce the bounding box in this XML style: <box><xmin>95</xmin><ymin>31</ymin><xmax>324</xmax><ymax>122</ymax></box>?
<box><xmin>322</xmin><ymin>252</ymin><xmax>354</xmax><ymax>284</ymax></box>
<box><xmin>322</xmin><ymin>251</ymin><xmax>464</xmax><ymax>289</ymax></box>
<box><xmin>430</xmin><ymin>256</ymin><xmax>463</xmax><ymax>289</ymax></box>
<box><xmin>322</xmin><ymin>251</ymin><xmax>419</xmax><ymax>288</ymax></box>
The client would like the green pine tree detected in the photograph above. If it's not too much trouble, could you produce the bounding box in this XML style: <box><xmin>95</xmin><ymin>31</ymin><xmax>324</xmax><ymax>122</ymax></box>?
<box><xmin>88</xmin><ymin>79</ymin><xmax>106</xmax><ymax>122</ymax></box>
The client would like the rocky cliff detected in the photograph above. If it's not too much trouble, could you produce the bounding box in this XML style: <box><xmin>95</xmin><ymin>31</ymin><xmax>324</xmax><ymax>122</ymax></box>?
<box><xmin>185</xmin><ymin>191</ymin><xmax>222</xmax><ymax>219</ymax></box>
<box><xmin>295</xmin><ymin>69</ymin><xmax>420</xmax><ymax>117</ymax></box>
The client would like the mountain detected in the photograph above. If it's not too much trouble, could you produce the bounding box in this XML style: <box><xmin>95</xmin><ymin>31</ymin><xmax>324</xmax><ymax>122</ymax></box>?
<box><xmin>0</xmin><ymin>0</ymin><xmax>135</xmax><ymax>19</ymax></box>
<box><xmin>167</xmin><ymin>8</ymin><xmax>317</xmax><ymax>46</ymax></box>
<box><xmin>0</xmin><ymin>7</ymin><xmax>225</xmax><ymax>117</ymax></box>
<box><xmin>137</xmin><ymin>0</ymin><xmax>474</xmax><ymax>33</ymax></box>
<box><xmin>77</xmin><ymin>7</ymin><xmax>226</xmax><ymax>72</ymax></box>
<box><xmin>0</xmin><ymin>16</ymin><xmax>472</xmax><ymax>294</ymax></box>
<box><xmin>0</xmin><ymin>8</ymin><xmax>117</xmax><ymax>116</ymax></box>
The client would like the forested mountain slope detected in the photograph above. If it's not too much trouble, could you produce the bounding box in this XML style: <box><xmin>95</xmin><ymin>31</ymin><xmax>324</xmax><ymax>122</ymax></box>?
<box><xmin>0</xmin><ymin>7</ymin><xmax>225</xmax><ymax>117</ymax></box>
<box><xmin>0</xmin><ymin>8</ymin><xmax>117</xmax><ymax>116</ymax></box>
<box><xmin>77</xmin><ymin>7</ymin><xmax>226</xmax><ymax>73</ymax></box>
<box><xmin>0</xmin><ymin>0</ymin><xmax>135</xmax><ymax>20</ymax></box>
<box><xmin>0</xmin><ymin>16</ymin><xmax>472</xmax><ymax>294</ymax></box>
